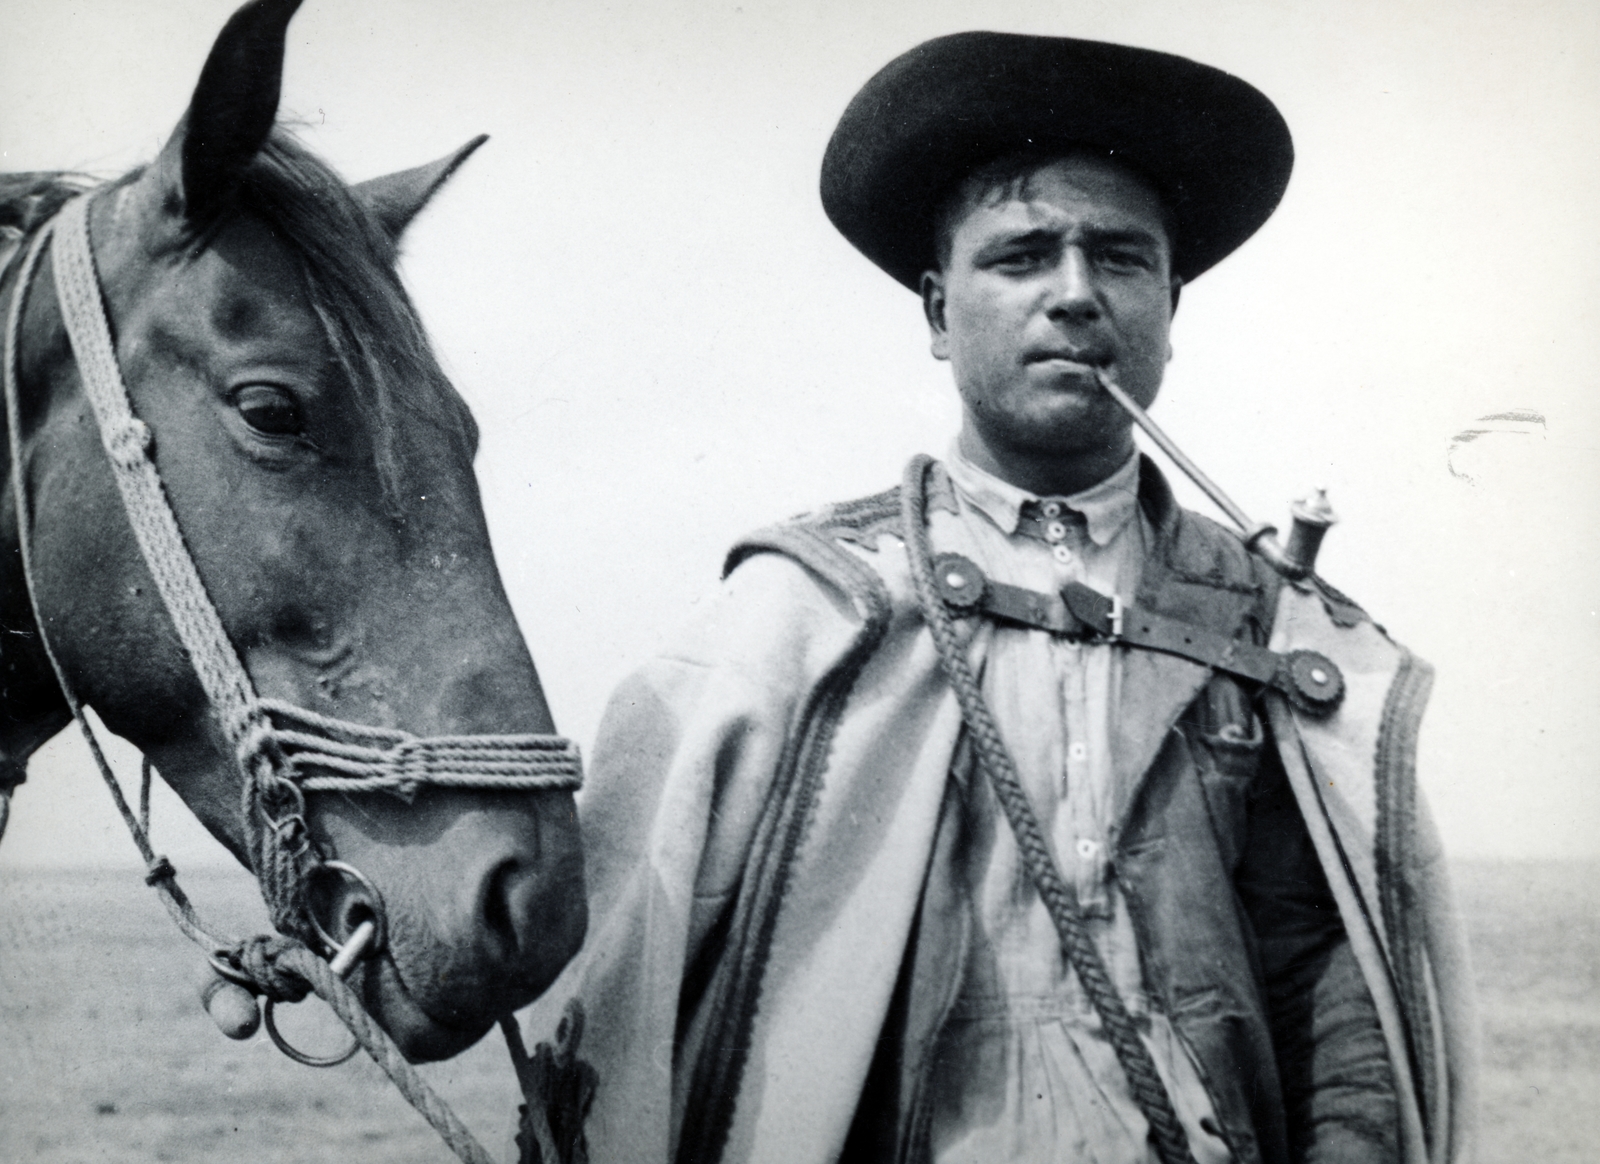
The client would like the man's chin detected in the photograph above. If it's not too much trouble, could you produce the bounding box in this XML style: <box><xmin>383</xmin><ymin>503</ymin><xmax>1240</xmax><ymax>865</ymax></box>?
<box><xmin>1016</xmin><ymin>368</ymin><xmax>1124</xmax><ymax>418</ymax></box>
<box><xmin>1018</xmin><ymin>393</ymin><xmax>1134</xmax><ymax>450</ymax></box>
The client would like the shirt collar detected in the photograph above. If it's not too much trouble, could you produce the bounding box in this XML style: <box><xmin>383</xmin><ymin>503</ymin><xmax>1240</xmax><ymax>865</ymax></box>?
<box><xmin>944</xmin><ymin>442</ymin><xmax>1142</xmax><ymax>548</ymax></box>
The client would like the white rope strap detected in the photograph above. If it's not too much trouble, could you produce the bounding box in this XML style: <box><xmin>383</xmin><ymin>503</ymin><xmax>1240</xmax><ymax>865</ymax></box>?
<box><xmin>6</xmin><ymin>214</ymin><xmax>227</xmax><ymax>958</ymax></box>
<box><xmin>51</xmin><ymin>197</ymin><xmax>262</xmax><ymax>745</ymax></box>
<box><xmin>50</xmin><ymin>195</ymin><xmax>321</xmax><ymax>934</ymax></box>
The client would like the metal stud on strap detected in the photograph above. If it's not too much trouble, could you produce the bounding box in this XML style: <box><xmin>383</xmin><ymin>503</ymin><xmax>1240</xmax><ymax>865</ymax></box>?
<box><xmin>932</xmin><ymin>554</ymin><xmax>985</xmax><ymax>610</ymax></box>
<box><xmin>1279</xmin><ymin>649</ymin><xmax>1346</xmax><ymax>713</ymax></box>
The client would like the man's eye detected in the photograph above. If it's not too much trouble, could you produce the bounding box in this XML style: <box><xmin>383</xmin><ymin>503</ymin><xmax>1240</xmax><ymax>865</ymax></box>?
<box><xmin>991</xmin><ymin>249</ymin><xmax>1046</xmax><ymax>272</ymax></box>
<box><xmin>1097</xmin><ymin>248</ymin><xmax>1153</xmax><ymax>272</ymax></box>
<box><xmin>234</xmin><ymin>385</ymin><xmax>304</xmax><ymax>436</ymax></box>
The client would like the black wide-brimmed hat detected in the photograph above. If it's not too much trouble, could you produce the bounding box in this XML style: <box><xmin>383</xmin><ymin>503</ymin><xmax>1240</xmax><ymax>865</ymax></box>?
<box><xmin>821</xmin><ymin>32</ymin><xmax>1293</xmax><ymax>289</ymax></box>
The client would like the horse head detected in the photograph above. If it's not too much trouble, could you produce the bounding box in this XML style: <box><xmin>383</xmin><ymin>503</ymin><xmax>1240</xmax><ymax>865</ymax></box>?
<box><xmin>0</xmin><ymin>0</ymin><xmax>584</xmax><ymax>1062</ymax></box>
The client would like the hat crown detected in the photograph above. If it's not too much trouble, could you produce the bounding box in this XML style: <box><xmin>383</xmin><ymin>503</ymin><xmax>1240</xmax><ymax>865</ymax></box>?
<box><xmin>821</xmin><ymin>32</ymin><xmax>1293</xmax><ymax>289</ymax></box>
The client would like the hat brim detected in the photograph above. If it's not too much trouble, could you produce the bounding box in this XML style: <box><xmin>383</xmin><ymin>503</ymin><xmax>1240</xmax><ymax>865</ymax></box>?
<box><xmin>821</xmin><ymin>32</ymin><xmax>1293</xmax><ymax>289</ymax></box>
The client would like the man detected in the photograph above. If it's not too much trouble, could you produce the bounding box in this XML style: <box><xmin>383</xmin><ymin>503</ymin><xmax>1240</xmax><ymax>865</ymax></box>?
<box><xmin>547</xmin><ymin>32</ymin><xmax>1475</xmax><ymax>1164</ymax></box>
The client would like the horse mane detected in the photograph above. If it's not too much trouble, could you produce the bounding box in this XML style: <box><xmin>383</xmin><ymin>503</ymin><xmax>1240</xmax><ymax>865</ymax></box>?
<box><xmin>0</xmin><ymin>133</ymin><xmax>481</xmax><ymax>518</ymax></box>
<box><xmin>0</xmin><ymin>173</ymin><xmax>95</xmax><ymax>234</ymax></box>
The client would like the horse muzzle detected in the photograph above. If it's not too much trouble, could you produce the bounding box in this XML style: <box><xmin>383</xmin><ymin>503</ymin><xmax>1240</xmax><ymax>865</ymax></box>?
<box><xmin>310</xmin><ymin>789</ymin><xmax>587</xmax><ymax>1062</ymax></box>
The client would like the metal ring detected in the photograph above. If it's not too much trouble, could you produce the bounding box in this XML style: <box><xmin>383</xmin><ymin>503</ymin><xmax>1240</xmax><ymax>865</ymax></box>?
<box><xmin>262</xmin><ymin>997</ymin><xmax>361</xmax><ymax>1068</ymax></box>
<box><xmin>309</xmin><ymin>859</ymin><xmax>388</xmax><ymax>960</ymax></box>
<box><xmin>206</xmin><ymin>953</ymin><xmax>257</xmax><ymax>989</ymax></box>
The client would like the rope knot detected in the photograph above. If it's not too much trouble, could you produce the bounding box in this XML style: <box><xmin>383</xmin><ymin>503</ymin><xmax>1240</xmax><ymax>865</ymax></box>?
<box><xmin>143</xmin><ymin>854</ymin><xmax>176</xmax><ymax>886</ymax></box>
<box><xmin>227</xmin><ymin>933</ymin><xmax>314</xmax><ymax>1004</ymax></box>
<box><xmin>390</xmin><ymin>738</ymin><xmax>433</xmax><ymax>799</ymax></box>
<box><xmin>106</xmin><ymin>416</ymin><xmax>152</xmax><ymax>470</ymax></box>
<box><xmin>235</xmin><ymin>710</ymin><xmax>286</xmax><ymax>781</ymax></box>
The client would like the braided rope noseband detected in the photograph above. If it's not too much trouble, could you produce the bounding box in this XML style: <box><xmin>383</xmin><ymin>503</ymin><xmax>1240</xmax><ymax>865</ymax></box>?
<box><xmin>3</xmin><ymin>195</ymin><xmax>584</xmax><ymax>1164</ymax></box>
<box><xmin>900</xmin><ymin>455</ymin><xmax>1200</xmax><ymax>1164</ymax></box>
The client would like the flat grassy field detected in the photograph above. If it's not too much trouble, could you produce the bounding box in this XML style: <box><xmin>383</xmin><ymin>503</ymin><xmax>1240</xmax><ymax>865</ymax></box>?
<box><xmin>2</xmin><ymin>860</ymin><xmax>1596</xmax><ymax>1163</ymax></box>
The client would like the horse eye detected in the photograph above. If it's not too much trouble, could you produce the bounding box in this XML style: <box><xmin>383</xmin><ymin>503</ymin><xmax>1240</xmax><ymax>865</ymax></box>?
<box><xmin>235</xmin><ymin>385</ymin><xmax>304</xmax><ymax>437</ymax></box>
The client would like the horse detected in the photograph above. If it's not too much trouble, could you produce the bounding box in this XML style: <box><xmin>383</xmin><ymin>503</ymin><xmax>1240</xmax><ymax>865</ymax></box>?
<box><xmin>0</xmin><ymin>0</ymin><xmax>586</xmax><ymax>1082</ymax></box>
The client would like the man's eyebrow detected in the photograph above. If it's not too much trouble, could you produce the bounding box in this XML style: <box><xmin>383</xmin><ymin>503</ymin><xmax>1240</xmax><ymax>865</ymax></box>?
<box><xmin>1078</xmin><ymin>224</ymin><xmax>1166</xmax><ymax>249</ymax></box>
<box><xmin>972</xmin><ymin>227</ymin><xmax>1059</xmax><ymax>256</ymax></box>
<box><xmin>972</xmin><ymin>222</ymin><xmax>1165</xmax><ymax>257</ymax></box>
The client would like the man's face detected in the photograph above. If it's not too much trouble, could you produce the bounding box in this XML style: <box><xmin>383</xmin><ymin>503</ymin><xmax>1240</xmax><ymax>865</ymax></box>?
<box><xmin>922</xmin><ymin>153</ymin><xmax>1180</xmax><ymax>492</ymax></box>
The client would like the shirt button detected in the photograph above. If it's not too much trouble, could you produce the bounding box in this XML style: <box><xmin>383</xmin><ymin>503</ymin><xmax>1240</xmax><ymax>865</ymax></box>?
<box><xmin>1052</xmin><ymin>544</ymin><xmax>1072</xmax><ymax>564</ymax></box>
<box><xmin>1068</xmin><ymin>741</ymin><xmax>1088</xmax><ymax>761</ymax></box>
<box><xmin>1042</xmin><ymin>501</ymin><xmax>1063</xmax><ymax>519</ymax></box>
<box><xmin>1045</xmin><ymin>520</ymin><xmax>1068</xmax><ymax>541</ymax></box>
<box><xmin>1076</xmin><ymin>838</ymin><xmax>1100</xmax><ymax>860</ymax></box>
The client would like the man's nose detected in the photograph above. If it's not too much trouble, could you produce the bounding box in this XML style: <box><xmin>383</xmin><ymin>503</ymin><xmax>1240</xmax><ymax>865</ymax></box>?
<box><xmin>1044</xmin><ymin>247</ymin><xmax>1100</xmax><ymax>322</ymax></box>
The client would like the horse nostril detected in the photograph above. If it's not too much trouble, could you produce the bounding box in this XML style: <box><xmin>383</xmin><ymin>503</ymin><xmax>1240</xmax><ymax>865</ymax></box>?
<box><xmin>481</xmin><ymin>860</ymin><xmax>521</xmax><ymax>957</ymax></box>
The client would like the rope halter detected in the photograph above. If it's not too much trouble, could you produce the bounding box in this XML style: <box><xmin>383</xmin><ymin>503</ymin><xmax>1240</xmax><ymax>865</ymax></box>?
<box><xmin>5</xmin><ymin>190</ymin><xmax>582</xmax><ymax>952</ymax></box>
<box><xmin>4</xmin><ymin>191</ymin><xmax>591</xmax><ymax>1164</ymax></box>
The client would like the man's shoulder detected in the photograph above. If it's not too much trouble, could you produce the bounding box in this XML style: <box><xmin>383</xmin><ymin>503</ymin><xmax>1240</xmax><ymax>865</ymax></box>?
<box><xmin>726</xmin><ymin>483</ymin><xmax>901</xmax><ymax>566</ymax></box>
<box><xmin>723</xmin><ymin>465</ymin><xmax>963</xmax><ymax>573</ymax></box>
<box><xmin>807</xmin><ymin>484</ymin><xmax>905</xmax><ymax>549</ymax></box>
<box><xmin>1161</xmin><ymin>504</ymin><xmax>1278</xmax><ymax>595</ymax></box>
<box><xmin>724</xmin><ymin>474</ymin><xmax>925</xmax><ymax>577</ymax></box>
<box><xmin>1122</xmin><ymin>456</ymin><xmax>1380</xmax><ymax>639</ymax></box>
<box><xmin>1154</xmin><ymin>489</ymin><xmax>1368</xmax><ymax>633</ymax></box>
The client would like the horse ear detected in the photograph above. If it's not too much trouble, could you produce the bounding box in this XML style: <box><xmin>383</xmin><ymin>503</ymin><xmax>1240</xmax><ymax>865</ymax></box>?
<box><xmin>352</xmin><ymin>136</ymin><xmax>489</xmax><ymax>244</ymax></box>
<box><xmin>160</xmin><ymin>0</ymin><xmax>305</xmax><ymax>221</ymax></box>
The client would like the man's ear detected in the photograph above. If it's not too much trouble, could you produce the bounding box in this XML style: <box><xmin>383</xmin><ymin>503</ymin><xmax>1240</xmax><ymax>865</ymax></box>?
<box><xmin>352</xmin><ymin>136</ymin><xmax>488</xmax><ymax>246</ymax></box>
<box><xmin>922</xmin><ymin>270</ymin><xmax>951</xmax><ymax>361</ymax></box>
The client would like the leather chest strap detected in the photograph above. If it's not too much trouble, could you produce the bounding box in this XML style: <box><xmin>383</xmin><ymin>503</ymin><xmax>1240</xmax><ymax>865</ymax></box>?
<box><xmin>930</xmin><ymin>552</ymin><xmax>1344</xmax><ymax>714</ymax></box>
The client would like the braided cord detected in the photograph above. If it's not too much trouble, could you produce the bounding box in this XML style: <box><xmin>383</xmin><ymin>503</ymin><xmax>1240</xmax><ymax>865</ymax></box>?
<box><xmin>899</xmin><ymin>456</ymin><xmax>1198</xmax><ymax>1164</ymax></box>
<box><xmin>258</xmin><ymin>699</ymin><xmax>583</xmax><ymax>796</ymax></box>
<box><xmin>51</xmin><ymin>197</ymin><xmax>260</xmax><ymax>748</ymax></box>
<box><xmin>47</xmin><ymin>196</ymin><xmax>316</xmax><ymax>935</ymax></box>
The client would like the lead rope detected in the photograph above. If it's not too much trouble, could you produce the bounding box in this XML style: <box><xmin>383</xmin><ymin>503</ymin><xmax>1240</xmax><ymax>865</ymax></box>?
<box><xmin>899</xmin><ymin>455</ymin><xmax>1199</xmax><ymax>1164</ymax></box>
<box><xmin>0</xmin><ymin>229</ymin><xmax>24</xmax><ymax>849</ymax></box>
<box><xmin>3</xmin><ymin>202</ymin><xmax>576</xmax><ymax>1164</ymax></box>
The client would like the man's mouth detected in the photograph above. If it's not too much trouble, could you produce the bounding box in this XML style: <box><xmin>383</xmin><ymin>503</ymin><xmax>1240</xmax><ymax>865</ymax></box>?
<box><xmin>1024</xmin><ymin>348</ymin><xmax>1110</xmax><ymax>373</ymax></box>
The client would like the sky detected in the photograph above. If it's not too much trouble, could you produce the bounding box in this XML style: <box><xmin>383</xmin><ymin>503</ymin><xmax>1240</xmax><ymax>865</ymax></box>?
<box><xmin>1</xmin><ymin>0</ymin><xmax>1596</xmax><ymax>867</ymax></box>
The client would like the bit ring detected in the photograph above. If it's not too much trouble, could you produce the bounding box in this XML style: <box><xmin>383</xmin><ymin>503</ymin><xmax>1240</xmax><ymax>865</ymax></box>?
<box><xmin>261</xmin><ymin>919</ymin><xmax>377</xmax><ymax>1068</ymax></box>
<box><xmin>308</xmin><ymin>859</ymin><xmax>388</xmax><ymax>960</ymax></box>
